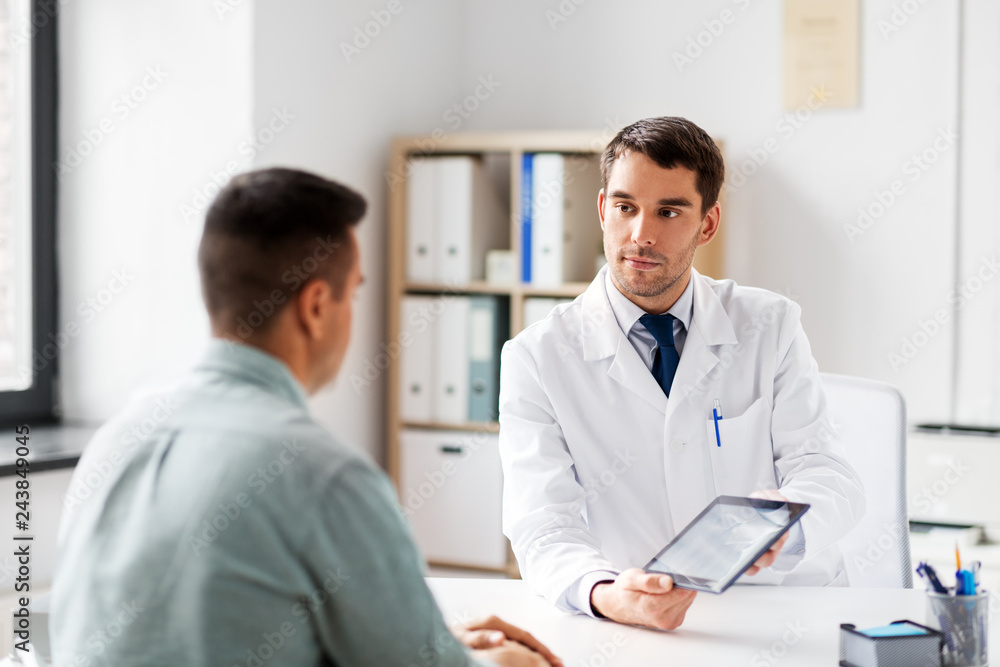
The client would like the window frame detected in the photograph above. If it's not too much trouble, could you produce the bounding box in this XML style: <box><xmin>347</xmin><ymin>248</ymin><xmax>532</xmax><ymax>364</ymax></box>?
<box><xmin>0</xmin><ymin>0</ymin><xmax>58</xmax><ymax>426</ymax></box>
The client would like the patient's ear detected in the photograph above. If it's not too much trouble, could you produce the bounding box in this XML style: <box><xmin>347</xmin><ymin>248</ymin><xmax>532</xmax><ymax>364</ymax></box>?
<box><xmin>295</xmin><ymin>278</ymin><xmax>334</xmax><ymax>340</ymax></box>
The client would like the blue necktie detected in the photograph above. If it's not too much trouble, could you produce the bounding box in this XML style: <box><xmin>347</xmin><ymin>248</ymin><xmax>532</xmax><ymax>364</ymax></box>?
<box><xmin>639</xmin><ymin>313</ymin><xmax>680</xmax><ymax>398</ymax></box>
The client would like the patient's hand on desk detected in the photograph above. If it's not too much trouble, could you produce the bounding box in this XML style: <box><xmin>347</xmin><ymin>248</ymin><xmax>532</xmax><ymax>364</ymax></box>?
<box><xmin>454</xmin><ymin>615</ymin><xmax>563</xmax><ymax>667</ymax></box>
<box><xmin>589</xmin><ymin>568</ymin><xmax>697</xmax><ymax>631</ymax></box>
<box><xmin>475</xmin><ymin>641</ymin><xmax>555</xmax><ymax>667</ymax></box>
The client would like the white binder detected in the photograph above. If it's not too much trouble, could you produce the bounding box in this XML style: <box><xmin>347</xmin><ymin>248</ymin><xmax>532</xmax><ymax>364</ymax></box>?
<box><xmin>436</xmin><ymin>156</ymin><xmax>507</xmax><ymax>285</ymax></box>
<box><xmin>398</xmin><ymin>296</ymin><xmax>435</xmax><ymax>422</ymax></box>
<box><xmin>531</xmin><ymin>154</ymin><xmax>603</xmax><ymax>286</ymax></box>
<box><xmin>398</xmin><ymin>429</ymin><xmax>506</xmax><ymax>568</ymax></box>
<box><xmin>405</xmin><ymin>159</ymin><xmax>438</xmax><ymax>282</ymax></box>
<box><xmin>530</xmin><ymin>154</ymin><xmax>565</xmax><ymax>287</ymax></box>
<box><xmin>523</xmin><ymin>297</ymin><xmax>571</xmax><ymax>329</ymax></box>
<box><xmin>432</xmin><ymin>296</ymin><xmax>471</xmax><ymax>423</ymax></box>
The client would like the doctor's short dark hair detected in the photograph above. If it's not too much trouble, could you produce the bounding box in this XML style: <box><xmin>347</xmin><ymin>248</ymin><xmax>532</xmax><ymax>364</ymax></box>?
<box><xmin>601</xmin><ymin>117</ymin><xmax>725</xmax><ymax>216</ymax></box>
<box><xmin>197</xmin><ymin>167</ymin><xmax>366</xmax><ymax>338</ymax></box>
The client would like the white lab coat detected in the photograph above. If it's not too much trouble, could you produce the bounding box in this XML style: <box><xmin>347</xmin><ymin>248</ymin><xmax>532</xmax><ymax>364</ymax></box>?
<box><xmin>499</xmin><ymin>266</ymin><xmax>866</xmax><ymax>613</ymax></box>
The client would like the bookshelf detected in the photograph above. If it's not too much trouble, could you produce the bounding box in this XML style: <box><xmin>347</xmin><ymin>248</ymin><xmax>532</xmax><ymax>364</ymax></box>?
<box><xmin>386</xmin><ymin>131</ymin><xmax>725</xmax><ymax>575</ymax></box>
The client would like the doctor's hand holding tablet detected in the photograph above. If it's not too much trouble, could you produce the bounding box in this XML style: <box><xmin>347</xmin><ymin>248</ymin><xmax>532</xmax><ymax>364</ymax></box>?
<box><xmin>591</xmin><ymin>492</ymin><xmax>808</xmax><ymax>629</ymax></box>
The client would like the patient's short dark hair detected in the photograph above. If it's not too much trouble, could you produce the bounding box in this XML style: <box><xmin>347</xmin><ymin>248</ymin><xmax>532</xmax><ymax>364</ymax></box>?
<box><xmin>198</xmin><ymin>167</ymin><xmax>366</xmax><ymax>338</ymax></box>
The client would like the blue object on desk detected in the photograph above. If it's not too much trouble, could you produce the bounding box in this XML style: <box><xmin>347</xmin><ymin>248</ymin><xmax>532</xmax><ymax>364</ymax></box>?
<box><xmin>839</xmin><ymin>621</ymin><xmax>943</xmax><ymax>667</ymax></box>
<box><xmin>712</xmin><ymin>399</ymin><xmax>723</xmax><ymax>447</ymax></box>
<box><xmin>859</xmin><ymin>623</ymin><xmax>931</xmax><ymax>638</ymax></box>
<box><xmin>916</xmin><ymin>562</ymin><xmax>949</xmax><ymax>595</ymax></box>
<box><xmin>956</xmin><ymin>569</ymin><xmax>976</xmax><ymax>596</ymax></box>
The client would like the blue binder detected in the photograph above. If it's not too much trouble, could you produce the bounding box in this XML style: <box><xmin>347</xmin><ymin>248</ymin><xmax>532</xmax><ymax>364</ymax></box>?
<box><xmin>467</xmin><ymin>296</ymin><xmax>509</xmax><ymax>422</ymax></box>
<box><xmin>520</xmin><ymin>153</ymin><xmax>533</xmax><ymax>283</ymax></box>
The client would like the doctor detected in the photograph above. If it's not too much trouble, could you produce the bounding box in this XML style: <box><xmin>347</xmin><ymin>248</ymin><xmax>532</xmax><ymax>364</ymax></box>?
<box><xmin>498</xmin><ymin>117</ymin><xmax>865</xmax><ymax>630</ymax></box>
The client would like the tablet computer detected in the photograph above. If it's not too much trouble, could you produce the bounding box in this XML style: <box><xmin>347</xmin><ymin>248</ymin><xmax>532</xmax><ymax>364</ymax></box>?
<box><xmin>643</xmin><ymin>495</ymin><xmax>810</xmax><ymax>594</ymax></box>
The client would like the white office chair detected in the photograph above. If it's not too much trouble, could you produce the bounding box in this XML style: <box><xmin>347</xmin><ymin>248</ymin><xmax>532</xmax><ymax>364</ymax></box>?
<box><xmin>820</xmin><ymin>373</ymin><xmax>912</xmax><ymax>588</ymax></box>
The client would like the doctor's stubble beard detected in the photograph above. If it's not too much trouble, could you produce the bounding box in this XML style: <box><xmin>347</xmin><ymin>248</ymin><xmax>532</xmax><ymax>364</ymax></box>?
<box><xmin>606</xmin><ymin>230</ymin><xmax>700</xmax><ymax>300</ymax></box>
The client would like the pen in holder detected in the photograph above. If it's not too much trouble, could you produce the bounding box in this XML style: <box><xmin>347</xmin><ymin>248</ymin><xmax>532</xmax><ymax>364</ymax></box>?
<box><xmin>925</xmin><ymin>590</ymin><xmax>988</xmax><ymax>667</ymax></box>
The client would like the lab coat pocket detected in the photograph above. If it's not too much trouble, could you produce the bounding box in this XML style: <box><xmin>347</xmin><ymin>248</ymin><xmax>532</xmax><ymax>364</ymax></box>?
<box><xmin>706</xmin><ymin>397</ymin><xmax>776</xmax><ymax>497</ymax></box>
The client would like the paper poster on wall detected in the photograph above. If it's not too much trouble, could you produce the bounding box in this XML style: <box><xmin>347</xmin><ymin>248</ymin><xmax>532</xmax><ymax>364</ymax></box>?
<box><xmin>783</xmin><ymin>0</ymin><xmax>860</xmax><ymax>109</ymax></box>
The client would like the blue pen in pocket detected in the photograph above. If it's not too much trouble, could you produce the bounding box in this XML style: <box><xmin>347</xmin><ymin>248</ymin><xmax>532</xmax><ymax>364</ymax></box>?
<box><xmin>712</xmin><ymin>399</ymin><xmax>723</xmax><ymax>447</ymax></box>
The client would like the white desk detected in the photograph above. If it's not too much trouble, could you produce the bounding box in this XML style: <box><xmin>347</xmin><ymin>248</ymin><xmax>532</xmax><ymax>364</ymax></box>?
<box><xmin>428</xmin><ymin>578</ymin><xmax>998</xmax><ymax>665</ymax></box>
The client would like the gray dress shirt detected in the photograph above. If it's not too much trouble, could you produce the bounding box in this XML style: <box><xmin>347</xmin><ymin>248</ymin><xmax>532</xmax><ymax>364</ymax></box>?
<box><xmin>51</xmin><ymin>340</ymin><xmax>491</xmax><ymax>667</ymax></box>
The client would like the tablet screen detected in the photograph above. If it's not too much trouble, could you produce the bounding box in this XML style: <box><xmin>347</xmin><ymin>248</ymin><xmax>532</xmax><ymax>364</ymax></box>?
<box><xmin>644</xmin><ymin>496</ymin><xmax>809</xmax><ymax>594</ymax></box>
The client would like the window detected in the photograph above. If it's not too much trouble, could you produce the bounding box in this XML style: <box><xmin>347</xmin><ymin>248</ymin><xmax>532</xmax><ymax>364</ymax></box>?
<box><xmin>0</xmin><ymin>0</ymin><xmax>57</xmax><ymax>424</ymax></box>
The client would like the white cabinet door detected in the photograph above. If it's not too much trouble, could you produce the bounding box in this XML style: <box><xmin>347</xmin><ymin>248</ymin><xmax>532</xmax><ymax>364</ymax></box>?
<box><xmin>398</xmin><ymin>429</ymin><xmax>506</xmax><ymax>569</ymax></box>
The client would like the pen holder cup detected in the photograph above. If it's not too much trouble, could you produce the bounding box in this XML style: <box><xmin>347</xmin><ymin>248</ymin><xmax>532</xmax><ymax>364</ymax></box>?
<box><xmin>925</xmin><ymin>591</ymin><xmax>988</xmax><ymax>667</ymax></box>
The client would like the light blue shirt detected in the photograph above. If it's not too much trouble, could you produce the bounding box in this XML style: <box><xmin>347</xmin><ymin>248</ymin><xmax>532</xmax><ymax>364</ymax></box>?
<box><xmin>51</xmin><ymin>340</ymin><xmax>491</xmax><ymax>667</ymax></box>
<box><xmin>604</xmin><ymin>267</ymin><xmax>694</xmax><ymax>369</ymax></box>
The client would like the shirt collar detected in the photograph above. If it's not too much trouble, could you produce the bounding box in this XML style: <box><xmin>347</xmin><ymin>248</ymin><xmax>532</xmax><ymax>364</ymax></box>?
<box><xmin>605</xmin><ymin>267</ymin><xmax>695</xmax><ymax>335</ymax></box>
<box><xmin>195</xmin><ymin>338</ymin><xmax>310</xmax><ymax>410</ymax></box>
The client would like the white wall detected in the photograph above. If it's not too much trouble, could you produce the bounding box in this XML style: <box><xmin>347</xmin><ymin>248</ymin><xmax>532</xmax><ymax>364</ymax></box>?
<box><xmin>58</xmin><ymin>1</ymin><xmax>988</xmax><ymax>465</ymax></box>
<box><xmin>58</xmin><ymin>1</ymin><xmax>254</xmax><ymax>418</ymax></box>
<box><xmin>454</xmin><ymin>0</ymin><xmax>960</xmax><ymax>424</ymax></box>
<box><xmin>58</xmin><ymin>0</ymin><xmax>471</xmax><ymax>463</ymax></box>
<box><xmin>252</xmin><ymin>0</ymin><xmax>467</xmax><ymax>461</ymax></box>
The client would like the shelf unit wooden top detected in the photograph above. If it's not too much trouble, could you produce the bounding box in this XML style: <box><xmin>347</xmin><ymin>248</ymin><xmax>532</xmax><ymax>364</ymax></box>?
<box><xmin>403</xmin><ymin>281</ymin><xmax>591</xmax><ymax>298</ymax></box>
<box><xmin>392</xmin><ymin>130</ymin><xmax>611</xmax><ymax>155</ymax></box>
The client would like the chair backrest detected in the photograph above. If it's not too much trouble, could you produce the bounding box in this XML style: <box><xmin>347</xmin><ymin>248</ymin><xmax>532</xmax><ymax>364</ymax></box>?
<box><xmin>821</xmin><ymin>373</ymin><xmax>912</xmax><ymax>588</ymax></box>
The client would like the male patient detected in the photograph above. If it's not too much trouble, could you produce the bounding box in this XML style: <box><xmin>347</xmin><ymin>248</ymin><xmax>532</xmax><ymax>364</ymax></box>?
<box><xmin>499</xmin><ymin>117</ymin><xmax>865</xmax><ymax>630</ymax></box>
<box><xmin>51</xmin><ymin>168</ymin><xmax>559</xmax><ymax>667</ymax></box>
